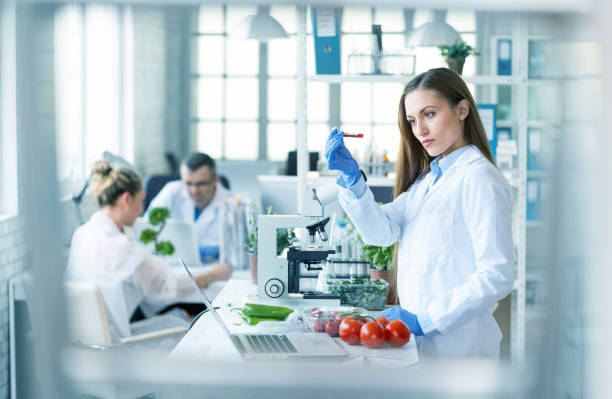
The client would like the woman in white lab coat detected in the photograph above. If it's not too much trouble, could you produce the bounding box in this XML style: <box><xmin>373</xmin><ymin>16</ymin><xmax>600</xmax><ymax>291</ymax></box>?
<box><xmin>66</xmin><ymin>161</ymin><xmax>232</xmax><ymax>339</ymax></box>
<box><xmin>326</xmin><ymin>68</ymin><xmax>513</xmax><ymax>359</ymax></box>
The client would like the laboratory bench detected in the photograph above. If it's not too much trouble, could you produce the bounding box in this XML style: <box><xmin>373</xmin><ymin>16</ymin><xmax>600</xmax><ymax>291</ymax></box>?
<box><xmin>168</xmin><ymin>277</ymin><xmax>419</xmax><ymax>366</ymax></box>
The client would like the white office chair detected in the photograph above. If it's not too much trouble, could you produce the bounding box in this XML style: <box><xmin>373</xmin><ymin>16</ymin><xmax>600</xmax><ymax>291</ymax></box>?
<box><xmin>64</xmin><ymin>281</ymin><xmax>188</xmax><ymax>399</ymax></box>
<box><xmin>64</xmin><ymin>281</ymin><xmax>188</xmax><ymax>348</ymax></box>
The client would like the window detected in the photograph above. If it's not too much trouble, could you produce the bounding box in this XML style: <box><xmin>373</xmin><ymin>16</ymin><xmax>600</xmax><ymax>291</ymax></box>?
<box><xmin>55</xmin><ymin>5</ymin><xmax>130</xmax><ymax>196</ymax></box>
<box><xmin>194</xmin><ymin>5</ymin><xmax>259</xmax><ymax>160</ymax></box>
<box><xmin>194</xmin><ymin>6</ymin><xmax>476</xmax><ymax>164</ymax></box>
<box><xmin>1</xmin><ymin>0</ymin><xmax>18</xmax><ymax>214</ymax></box>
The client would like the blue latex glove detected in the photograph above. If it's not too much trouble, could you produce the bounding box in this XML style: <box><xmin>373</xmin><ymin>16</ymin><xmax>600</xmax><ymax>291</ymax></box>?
<box><xmin>199</xmin><ymin>245</ymin><xmax>219</xmax><ymax>262</ymax></box>
<box><xmin>380</xmin><ymin>306</ymin><xmax>424</xmax><ymax>336</ymax></box>
<box><xmin>325</xmin><ymin>128</ymin><xmax>360</xmax><ymax>188</ymax></box>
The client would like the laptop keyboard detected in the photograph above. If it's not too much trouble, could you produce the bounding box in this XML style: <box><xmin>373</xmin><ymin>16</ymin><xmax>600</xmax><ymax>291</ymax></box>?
<box><xmin>244</xmin><ymin>334</ymin><xmax>298</xmax><ymax>354</ymax></box>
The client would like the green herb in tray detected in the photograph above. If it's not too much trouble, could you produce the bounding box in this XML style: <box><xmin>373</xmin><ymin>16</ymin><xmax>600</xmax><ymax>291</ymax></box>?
<box><xmin>326</xmin><ymin>278</ymin><xmax>388</xmax><ymax>311</ymax></box>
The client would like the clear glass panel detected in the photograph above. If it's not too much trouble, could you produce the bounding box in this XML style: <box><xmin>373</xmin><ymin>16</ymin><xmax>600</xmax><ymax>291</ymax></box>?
<box><xmin>528</xmin><ymin>85</ymin><xmax>561</xmax><ymax>121</ymax></box>
<box><xmin>270</xmin><ymin>5</ymin><xmax>296</xmax><ymax>34</ymax></box>
<box><xmin>343</xmin><ymin>34</ymin><xmax>373</xmax><ymax>74</ymax></box>
<box><xmin>226</xmin><ymin>39</ymin><xmax>258</xmax><ymax>75</ymax></box>
<box><xmin>307</xmin><ymin>123</ymin><xmax>330</xmax><ymax>155</ymax></box>
<box><xmin>225</xmin><ymin>122</ymin><xmax>258</xmax><ymax>159</ymax></box>
<box><xmin>373</xmin><ymin>83</ymin><xmax>403</xmax><ymax>124</ymax></box>
<box><xmin>341</xmin><ymin>7</ymin><xmax>372</xmax><ymax>32</ymax></box>
<box><xmin>85</xmin><ymin>5</ymin><xmax>120</xmax><ymax>167</ymax></box>
<box><xmin>412</xmin><ymin>9</ymin><xmax>431</xmax><ymax>29</ymax></box>
<box><xmin>267</xmin><ymin>122</ymin><xmax>296</xmax><ymax>161</ymax></box>
<box><xmin>372</xmin><ymin>124</ymin><xmax>400</xmax><ymax>162</ymax></box>
<box><xmin>307</xmin><ymin>82</ymin><xmax>329</xmax><ymax>122</ymax></box>
<box><xmin>198</xmin><ymin>36</ymin><xmax>224</xmax><ymax>75</ymax></box>
<box><xmin>197</xmin><ymin>121</ymin><xmax>223</xmax><ymax>159</ymax></box>
<box><xmin>268</xmin><ymin>78</ymin><xmax>296</xmax><ymax>121</ymax></box>
<box><xmin>197</xmin><ymin>78</ymin><xmax>223</xmax><ymax>119</ymax></box>
<box><xmin>198</xmin><ymin>5</ymin><xmax>224</xmax><ymax>33</ymax></box>
<box><xmin>225</xmin><ymin>78</ymin><xmax>258</xmax><ymax>119</ymax></box>
<box><xmin>268</xmin><ymin>37</ymin><xmax>297</xmax><ymax>76</ymax></box>
<box><xmin>373</xmin><ymin>8</ymin><xmax>404</xmax><ymax>32</ymax></box>
<box><xmin>446</xmin><ymin>10</ymin><xmax>476</xmax><ymax>32</ymax></box>
<box><xmin>341</xmin><ymin>83</ymin><xmax>372</xmax><ymax>123</ymax></box>
<box><xmin>226</xmin><ymin>5</ymin><xmax>254</xmax><ymax>32</ymax></box>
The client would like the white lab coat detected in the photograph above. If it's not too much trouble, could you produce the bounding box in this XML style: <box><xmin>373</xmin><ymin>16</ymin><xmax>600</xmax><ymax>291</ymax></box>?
<box><xmin>340</xmin><ymin>146</ymin><xmax>514</xmax><ymax>358</ymax></box>
<box><xmin>147</xmin><ymin>180</ymin><xmax>229</xmax><ymax>249</ymax></box>
<box><xmin>66</xmin><ymin>211</ymin><xmax>194</xmax><ymax>338</ymax></box>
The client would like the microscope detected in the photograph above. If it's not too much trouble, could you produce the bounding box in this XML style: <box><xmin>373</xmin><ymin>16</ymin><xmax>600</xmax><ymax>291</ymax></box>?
<box><xmin>257</xmin><ymin>184</ymin><xmax>341</xmax><ymax>306</ymax></box>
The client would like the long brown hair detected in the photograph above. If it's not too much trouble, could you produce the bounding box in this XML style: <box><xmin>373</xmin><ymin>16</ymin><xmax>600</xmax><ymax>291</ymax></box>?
<box><xmin>389</xmin><ymin>68</ymin><xmax>495</xmax><ymax>303</ymax></box>
<box><xmin>394</xmin><ymin>67</ymin><xmax>495</xmax><ymax>199</ymax></box>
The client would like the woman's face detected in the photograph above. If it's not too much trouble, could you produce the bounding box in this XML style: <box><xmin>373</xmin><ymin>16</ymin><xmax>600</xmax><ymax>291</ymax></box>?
<box><xmin>403</xmin><ymin>89</ymin><xmax>468</xmax><ymax>157</ymax></box>
<box><xmin>124</xmin><ymin>189</ymin><xmax>145</xmax><ymax>227</ymax></box>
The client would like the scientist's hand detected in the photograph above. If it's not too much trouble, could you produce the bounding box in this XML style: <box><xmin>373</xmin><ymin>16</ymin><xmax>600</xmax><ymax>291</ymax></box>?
<box><xmin>207</xmin><ymin>263</ymin><xmax>233</xmax><ymax>284</ymax></box>
<box><xmin>379</xmin><ymin>306</ymin><xmax>424</xmax><ymax>336</ymax></box>
<box><xmin>325</xmin><ymin>128</ymin><xmax>360</xmax><ymax>188</ymax></box>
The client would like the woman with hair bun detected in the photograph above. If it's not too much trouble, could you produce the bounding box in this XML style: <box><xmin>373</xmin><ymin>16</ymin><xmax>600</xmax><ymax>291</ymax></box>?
<box><xmin>66</xmin><ymin>160</ymin><xmax>232</xmax><ymax>339</ymax></box>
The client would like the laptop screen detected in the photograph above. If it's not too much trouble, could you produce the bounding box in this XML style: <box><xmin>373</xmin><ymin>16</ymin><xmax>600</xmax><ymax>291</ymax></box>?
<box><xmin>178</xmin><ymin>257</ymin><xmax>233</xmax><ymax>339</ymax></box>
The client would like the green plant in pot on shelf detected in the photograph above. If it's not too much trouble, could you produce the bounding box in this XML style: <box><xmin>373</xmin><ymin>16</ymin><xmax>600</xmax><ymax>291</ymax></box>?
<box><xmin>438</xmin><ymin>40</ymin><xmax>480</xmax><ymax>75</ymax></box>
<box><xmin>139</xmin><ymin>207</ymin><xmax>175</xmax><ymax>255</ymax></box>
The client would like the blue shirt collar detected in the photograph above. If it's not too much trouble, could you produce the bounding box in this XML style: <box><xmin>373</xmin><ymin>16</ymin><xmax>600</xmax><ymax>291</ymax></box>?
<box><xmin>430</xmin><ymin>145</ymin><xmax>471</xmax><ymax>173</ymax></box>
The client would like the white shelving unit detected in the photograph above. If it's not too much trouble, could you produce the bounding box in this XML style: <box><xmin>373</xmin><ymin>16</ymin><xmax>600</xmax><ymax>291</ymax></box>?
<box><xmin>295</xmin><ymin>8</ymin><xmax>530</xmax><ymax>362</ymax></box>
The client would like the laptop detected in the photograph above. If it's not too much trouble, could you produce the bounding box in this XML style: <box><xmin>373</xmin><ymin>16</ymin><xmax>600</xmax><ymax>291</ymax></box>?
<box><xmin>133</xmin><ymin>219</ymin><xmax>200</xmax><ymax>266</ymax></box>
<box><xmin>178</xmin><ymin>258</ymin><xmax>347</xmax><ymax>360</ymax></box>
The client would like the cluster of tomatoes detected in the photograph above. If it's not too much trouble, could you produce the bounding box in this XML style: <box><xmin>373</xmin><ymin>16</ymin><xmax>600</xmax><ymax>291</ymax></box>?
<box><xmin>339</xmin><ymin>315</ymin><xmax>411</xmax><ymax>348</ymax></box>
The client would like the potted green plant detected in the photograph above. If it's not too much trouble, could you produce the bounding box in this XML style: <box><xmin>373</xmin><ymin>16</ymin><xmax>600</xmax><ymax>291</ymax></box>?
<box><xmin>246</xmin><ymin>207</ymin><xmax>296</xmax><ymax>284</ymax></box>
<box><xmin>139</xmin><ymin>207</ymin><xmax>175</xmax><ymax>255</ymax></box>
<box><xmin>437</xmin><ymin>40</ymin><xmax>480</xmax><ymax>75</ymax></box>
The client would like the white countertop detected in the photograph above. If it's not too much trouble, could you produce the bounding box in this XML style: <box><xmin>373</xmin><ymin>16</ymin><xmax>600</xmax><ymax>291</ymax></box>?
<box><xmin>168</xmin><ymin>279</ymin><xmax>419</xmax><ymax>366</ymax></box>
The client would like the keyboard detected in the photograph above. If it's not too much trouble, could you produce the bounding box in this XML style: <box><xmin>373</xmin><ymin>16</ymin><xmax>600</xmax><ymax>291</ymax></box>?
<box><xmin>239</xmin><ymin>334</ymin><xmax>298</xmax><ymax>354</ymax></box>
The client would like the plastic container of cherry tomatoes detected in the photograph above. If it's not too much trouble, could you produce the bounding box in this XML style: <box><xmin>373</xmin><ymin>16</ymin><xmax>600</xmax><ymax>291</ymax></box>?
<box><xmin>300</xmin><ymin>306</ymin><xmax>371</xmax><ymax>337</ymax></box>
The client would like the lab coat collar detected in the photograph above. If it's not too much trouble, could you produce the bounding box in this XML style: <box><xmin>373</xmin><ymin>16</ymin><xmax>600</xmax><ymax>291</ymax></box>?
<box><xmin>179</xmin><ymin>182</ymin><xmax>227</xmax><ymax>211</ymax></box>
<box><xmin>453</xmin><ymin>144</ymin><xmax>484</xmax><ymax>167</ymax></box>
<box><xmin>91</xmin><ymin>210</ymin><xmax>123</xmax><ymax>236</ymax></box>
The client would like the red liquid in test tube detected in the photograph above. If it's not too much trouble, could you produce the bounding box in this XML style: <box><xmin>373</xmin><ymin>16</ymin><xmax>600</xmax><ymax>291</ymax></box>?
<box><xmin>343</xmin><ymin>133</ymin><xmax>364</xmax><ymax>138</ymax></box>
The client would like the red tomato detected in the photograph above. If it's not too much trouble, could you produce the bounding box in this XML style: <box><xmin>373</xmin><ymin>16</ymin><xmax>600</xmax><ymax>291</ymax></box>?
<box><xmin>339</xmin><ymin>316</ymin><xmax>364</xmax><ymax>345</ymax></box>
<box><xmin>360</xmin><ymin>321</ymin><xmax>386</xmax><ymax>348</ymax></box>
<box><xmin>384</xmin><ymin>320</ymin><xmax>411</xmax><ymax>347</ymax></box>
<box><xmin>312</xmin><ymin>320</ymin><xmax>326</xmax><ymax>333</ymax></box>
<box><xmin>325</xmin><ymin>320</ymin><xmax>339</xmax><ymax>337</ymax></box>
<box><xmin>377</xmin><ymin>316</ymin><xmax>389</xmax><ymax>327</ymax></box>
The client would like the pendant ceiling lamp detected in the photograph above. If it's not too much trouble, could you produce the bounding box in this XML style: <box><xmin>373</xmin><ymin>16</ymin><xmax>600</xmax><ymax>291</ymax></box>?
<box><xmin>406</xmin><ymin>9</ymin><xmax>461</xmax><ymax>47</ymax></box>
<box><xmin>230</xmin><ymin>6</ymin><xmax>288</xmax><ymax>41</ymax></box>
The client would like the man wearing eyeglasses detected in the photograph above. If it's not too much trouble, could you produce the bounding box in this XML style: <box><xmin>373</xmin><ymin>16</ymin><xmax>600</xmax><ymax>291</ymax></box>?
<box><xmin>148</xmin><ymin>152</ymin><xmax>229</xmax><ymax>262</ymax></box>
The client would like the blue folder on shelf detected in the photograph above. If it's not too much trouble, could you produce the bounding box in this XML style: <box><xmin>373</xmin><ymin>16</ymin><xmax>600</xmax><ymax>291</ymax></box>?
<box><xmin>311</xmin><ymin>8</ymin><xmax>341</xmax><ymax>75</ymax></box>
<box><xmin>497</xmin><ymin>39</ymin><xmax>512</xmax><ymax>76</ymax></box>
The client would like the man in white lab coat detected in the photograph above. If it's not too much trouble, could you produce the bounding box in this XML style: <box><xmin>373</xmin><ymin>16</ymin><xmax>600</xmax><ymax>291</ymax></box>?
<box><xmin>147</xmin><ymin>153</ymin><xmax>229</xmax><ymax>262</ymax></box>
